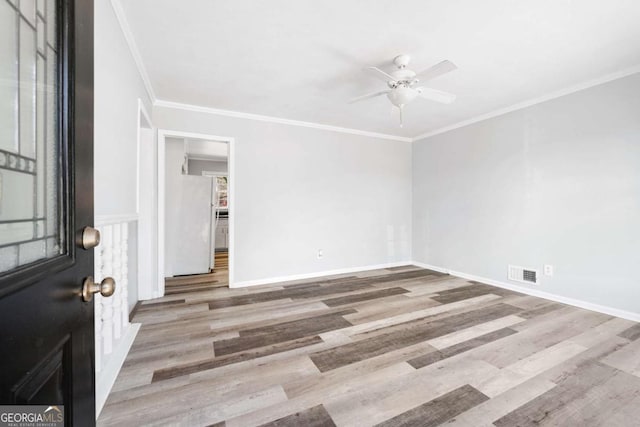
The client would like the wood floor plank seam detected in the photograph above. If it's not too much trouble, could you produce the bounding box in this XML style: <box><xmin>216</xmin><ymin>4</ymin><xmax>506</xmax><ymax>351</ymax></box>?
<box><xmin>320</xmin><ymin>286</ymin><xmax>410</xmax><ymax>307</ymax></box>
<box><xmin>309</xmin><ymin>303</ymin><xmax>522</xmax><ymax>372</ymax></box>
<box><xmin>257</xmin><ymin>404</ymin><xmax>336</xmax><ymax>427</ymax></box>
<box><xmin>407</xmin><ymin>327</ymin><xmax>518</xmax><ymax>369</ymax></box>
<box><xmin>373</xmin><ymin>384</ymin><xmax>489</xmax><ymax>427</ymax></box>
<box><xmin>214</xmin><ymin>311</ymin><xmax>354</xmax><ymax>357</ymax></box>
<box><xmin>152</xmin><ymin>335</ymin><xmax>325</xmax><ymax>383</ymax></box>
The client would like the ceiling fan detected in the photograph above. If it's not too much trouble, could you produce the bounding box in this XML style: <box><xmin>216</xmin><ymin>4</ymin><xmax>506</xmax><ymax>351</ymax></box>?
<box><xmin>350</xmin><ymin>54</ymin><xmax>458</xmax><ymax>127</ymax></box>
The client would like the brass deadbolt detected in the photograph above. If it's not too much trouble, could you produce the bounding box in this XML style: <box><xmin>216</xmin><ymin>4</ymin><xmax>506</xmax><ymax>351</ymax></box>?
<box><xmin>81</xmin><ymin>226</ymin><xmax>101</xmax><ymax>250</ymax></box>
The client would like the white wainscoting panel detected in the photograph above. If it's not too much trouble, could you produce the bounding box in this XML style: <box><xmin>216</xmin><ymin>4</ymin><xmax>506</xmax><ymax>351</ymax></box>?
<box><xmin>94</xmin><ymin>214</ymin><xmax>141</xmax><ymax>417</ymax></box>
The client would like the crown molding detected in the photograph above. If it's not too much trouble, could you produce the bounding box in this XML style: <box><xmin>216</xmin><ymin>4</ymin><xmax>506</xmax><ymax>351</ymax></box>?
<box><xmin>154</xmin><ymin>100</ymin><xmax>413</xmax><ymax>142</ymax></box>
<box><xmin>109</xmin><ymin>0</ymin><xmax>157</xmax><ymax>103</ymax></box>
<box><xmin>155</xmin><ymin>64</ymin><xmax>640</xmax><ymax>144</ymax></box>
<box><xmin>413</xmin><ymin>65</ymin><xmax>640</xmax><ymax>142</ymax></box>
<box><xmin>109</xmin><ymin>0</ymin><xmax>639</xmax><ymax>145</ymax></box>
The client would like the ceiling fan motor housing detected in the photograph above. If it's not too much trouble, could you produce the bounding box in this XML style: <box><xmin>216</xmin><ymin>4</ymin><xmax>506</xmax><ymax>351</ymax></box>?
<box><xmin>391</xmin><ymin>69</ymin><xmax>417</xmax><ymax>83</ymax></box>
<box><xmin>389</xmin><ymin>54</ymin><xmax>418</xmax><ymax>87</ymax></box>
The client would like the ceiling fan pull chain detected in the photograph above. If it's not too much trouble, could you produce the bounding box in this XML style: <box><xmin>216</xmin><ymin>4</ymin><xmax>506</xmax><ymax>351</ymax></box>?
<box><xmin>399</xmin><ymin>105</ymin><xmax>404</xmax><ymax>128</ymax></box>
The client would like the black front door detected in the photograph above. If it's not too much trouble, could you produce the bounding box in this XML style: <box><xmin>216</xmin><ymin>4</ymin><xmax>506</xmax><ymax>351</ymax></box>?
<box><xmin>0</xmin><ymin>1</ymin><xmax>96</xmax><ymax>425</ymax></box>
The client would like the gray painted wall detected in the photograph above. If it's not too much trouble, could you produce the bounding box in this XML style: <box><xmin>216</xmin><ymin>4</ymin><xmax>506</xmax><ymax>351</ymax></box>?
<box><xmin>94</xmin><ymin>0</ymin><xmax>152</xmax><ymax>216</ymax></box>
<box><xmin>413</xmin><ymin>73</ymin><xmax>640</xmax><ymax>314</ymax></box>
<box><xmin>154</xmin><ymin>106</ymin><xmax>412</xmax><ymax>285</ymax></box>
<box><xmin>95</xmin><ymin>0</ymin><xmax>152</xmax><ymax>310</ymax></box>
<box><xmin>188</xmin><ymin>159</ymin><xmax>228</xmax><ymax>175</ymax></box>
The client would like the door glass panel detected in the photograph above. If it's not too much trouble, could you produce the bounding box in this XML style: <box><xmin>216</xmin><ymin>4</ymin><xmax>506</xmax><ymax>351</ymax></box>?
<box><xmin>0</xmin><ymin>0</ymin><xmax>62</xmax><ymax>273</ymax></box>
<box><xmin>19</xmin><ymin>0</ymin><xmax>35</xmax><ymax>26</ymax></box>
<box><xmin>0</xmin><ymin>1</ymin><xmax>18</xmax><ymax>153</ymax></box>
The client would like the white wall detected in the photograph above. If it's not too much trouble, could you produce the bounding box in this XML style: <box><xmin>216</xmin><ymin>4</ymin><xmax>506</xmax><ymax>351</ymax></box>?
<box><xmin>94</xmin><ymin>0</ymin><xmax>152</xmax><ymax>216</ymax></box>
<box><xmin>188</xmin><ymin>159</ymin><xmax>227</xmax><ymax>175</ymax></box>
<box><xmin>154</xmin><ymin>106</ymin><xmax>412</xmax><ymax>285</ymax></box>
<box><xmin>412</xmin><ymin>73</ymin><xmax>640</xmax><ymax>315</ymax></box>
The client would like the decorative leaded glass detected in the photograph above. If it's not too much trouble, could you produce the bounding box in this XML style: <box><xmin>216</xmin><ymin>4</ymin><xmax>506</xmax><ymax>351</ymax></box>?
<box><xmin>0</xmin><ymin>0</ymin><xmax>62</xmax><ymax>273</ymax></box>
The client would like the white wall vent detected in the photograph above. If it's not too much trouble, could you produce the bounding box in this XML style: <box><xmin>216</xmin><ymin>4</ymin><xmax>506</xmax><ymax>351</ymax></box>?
<box><xmin>508</xmin><ymin>265</ymin><xmax>538</xmax><ymax>284</ymax></box>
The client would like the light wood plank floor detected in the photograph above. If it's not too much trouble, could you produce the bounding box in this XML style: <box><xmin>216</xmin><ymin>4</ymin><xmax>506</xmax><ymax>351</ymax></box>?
<box><xmin>214</xmin><ymin>250</ymin><xmax>229</xmax><ymax>270</ymax></box>
<box><xmin>98</xmin><ymin>266</ymin><xmax>640</xmax><ymax>426</ymax></box>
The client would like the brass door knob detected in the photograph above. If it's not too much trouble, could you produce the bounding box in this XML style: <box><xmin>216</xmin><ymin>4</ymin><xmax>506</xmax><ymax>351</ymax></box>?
<box><xmin>82</xmin><ymin>276</ymin><xmax>116</xmax><ymax>302</ymax></box>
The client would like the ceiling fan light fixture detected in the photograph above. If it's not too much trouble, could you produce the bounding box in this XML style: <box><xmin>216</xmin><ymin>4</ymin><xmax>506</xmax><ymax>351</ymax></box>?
<box><xmin>387</xmin><ymin>86</ymin><xmax>418</xmax><ymax>107</ymax></box>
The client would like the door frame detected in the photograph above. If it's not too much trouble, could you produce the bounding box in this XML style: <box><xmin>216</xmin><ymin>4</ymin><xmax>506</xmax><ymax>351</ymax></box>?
<box><xmin>157</xmin><ymin>129</ymin><xmax>235</xmax><ymax>293</ymax></box>
<box><xmin>135</xmin><ymin>99</ymin><xmax>157</xmax><ymax>299</ymax></box>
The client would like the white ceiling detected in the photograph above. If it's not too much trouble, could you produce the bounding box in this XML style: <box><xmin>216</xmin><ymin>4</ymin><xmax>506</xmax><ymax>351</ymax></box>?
<box><xmin>120</xmin><ymin>0</ymin><xmax>640</xmax><ymax>138</ymax></box>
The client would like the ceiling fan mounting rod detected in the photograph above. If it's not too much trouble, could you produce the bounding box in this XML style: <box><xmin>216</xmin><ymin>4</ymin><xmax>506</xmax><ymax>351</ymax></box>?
<box><xmin>393</xmin><ymin>54</ymin><xmax>412</xmax><ymax>69</ymax></box>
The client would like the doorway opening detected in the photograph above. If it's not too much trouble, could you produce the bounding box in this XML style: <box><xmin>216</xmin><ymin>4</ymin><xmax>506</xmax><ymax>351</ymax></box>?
<box><xmin>157</xmin><ymin>130</ymin><xmax>234</xmax><ymax>294</ymax></box>
<box><xmin>202</xmin><ymin>171</ymin><xmax>229</xmax><ymax>273</ymax></box>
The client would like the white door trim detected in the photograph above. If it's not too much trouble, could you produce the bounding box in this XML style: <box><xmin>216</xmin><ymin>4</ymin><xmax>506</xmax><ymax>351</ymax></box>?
<box><xmin>157</xmin><ymin>129</ymin><xmax>235</xmax><ymax>293</ymax></box>
<box><xmin>136</xmin><ymin>99</ymin><xmax>158</xmax><ymax>299</ymax></box>
<box><xmin>136</xmin><ymin>99</ymin><xmax>153</xmax><ymax>214</ymax></box>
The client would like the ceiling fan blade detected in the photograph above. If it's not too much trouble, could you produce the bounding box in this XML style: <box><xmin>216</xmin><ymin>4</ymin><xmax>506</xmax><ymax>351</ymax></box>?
<box><xmin>414</xmin><ymin>60</ymin><xmax>457</xmax><ymax>82</ymax></box>
<box><xmin>364</xmin><ymin>66</ymin><xmax>396</xmax><ymax>82</ymax></box>
<box><xmin>416</xmin><ymin>87</ymin><xmax>456</xmax><ymax>104</ymax></box>
<box><xmin>349</xmin><ymin>90</ymin><xmax>390</xmax><ymax>104</ymax></box>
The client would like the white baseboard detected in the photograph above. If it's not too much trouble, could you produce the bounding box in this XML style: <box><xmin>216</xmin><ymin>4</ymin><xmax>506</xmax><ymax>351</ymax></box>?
<box><xmin>410</xmin><ymin>261</ymin><xmax>450</xmax><ymax>274</ymax></box>
<box><xmin>231</xmin><ymin>261</ymin><xmax>413</xmax><ymax>288</ymax></box>
<box><xmin>411</xmin><ymin>261</ymin><xmax>640</xmax><ymax>322</ymax></box>
<box><xmin>143</xmin><ymin>291</ymin><xmax>162</xmax><ymax>300</ymax></box>
<box><xmin>96</xmin><ymin>323</ymin><xmax>141</xmax><ymax>417</ymax></box>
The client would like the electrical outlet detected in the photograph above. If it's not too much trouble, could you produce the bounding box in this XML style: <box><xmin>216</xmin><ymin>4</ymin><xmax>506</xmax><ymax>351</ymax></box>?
<box><xmin>544</xmin><ymin>265</ymin><xmax>554</xmax><ymax>276</ymax></box>
<box><xmin>317</xmin><ymin>249</ymin><xmax>323</xmax><ymax>259</ymax></box>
